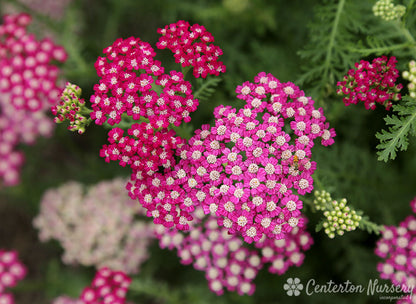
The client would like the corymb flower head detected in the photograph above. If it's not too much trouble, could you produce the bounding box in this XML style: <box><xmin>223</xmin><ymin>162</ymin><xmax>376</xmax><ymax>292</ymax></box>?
<box><xmin>130</xmin><ymin>72</ymin><xmax>335</xmax><ymax>239</ymax></box>
<box><xmin>169</xmin><ymin>72</ymin><xmax>335</xmax><ymax>243</ymax></box>
<box><xmin>157</xmin><ymin>20</ymin><xmax>226</xmax><ymax>78</ymax></box>
<box><xmin>90</xmin><ymin>36</ymin><xmax>198</xmax><ymax>130</ymax></box>
<box><xmin>337</xmin><ymin>56</ymin><xmax>402</xmax><ymax>110</ymax></box>
<box><xmin>156</xmin><ymin>206</ymin><xmax>313</xmax><ymax>295</ymax></box>
<box><xmin>0</xmin><ymin>13</ymin><xmax>67</xmax><ymax>187</ymax></box>
<box><xmin>34</xmin><ymin>178</ymin><xmax>154</xmax><ymax>274</ymax></box>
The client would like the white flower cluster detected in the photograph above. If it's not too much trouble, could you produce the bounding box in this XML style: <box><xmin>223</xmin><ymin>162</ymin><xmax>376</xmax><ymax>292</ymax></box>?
<box><xmin>33</xmin><ymin>177</ymin><xmax>155</xmax><ymax>274</ymax></box>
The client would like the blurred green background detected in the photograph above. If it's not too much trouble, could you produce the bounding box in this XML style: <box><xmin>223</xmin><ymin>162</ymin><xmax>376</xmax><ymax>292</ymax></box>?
<box><xmin>0</xmin><ymin>0</ymin><xmax>415</xmax><ymax>303</ymax></box>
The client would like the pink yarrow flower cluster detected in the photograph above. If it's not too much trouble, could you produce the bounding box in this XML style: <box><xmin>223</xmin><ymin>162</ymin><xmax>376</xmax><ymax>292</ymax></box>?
<box><xmin>375</xmin><ymin>197</ymin><xmax>416</xmax><ymax>303</ymax></box>
<box><xmin>34</xmin><ymin>178</ymin><xmax>154</xmax><ymax>274</ymax></box>
<box><xmin>89</xmin><ymin>22</ymin><xmax>224</xmax><ymax>230</ymax></box>
<box><xmin>89</xmin><ymin>35</ymin><xmax>205</xmax><ymax>230</ymax></box>
<box><xmin>156</xmin><ymin>20</ymin><xmax>226</xmax><ymax>78</ymax></box>
<box><xmin>0</xmin><ymin>13</ymin><xmax>67</xmax><ymax>186</ymax></box>
<box><xmin>52</xmin><ymin>268</ymin><xmax>132</xmax><ymax>304</ymax></box>
<box><xmin>80</xmin><ymin>268</ymin><xmax>131</xmax><ymax>304</ymax></box>
<box><xmin>0</xmin><ymin>250</ymin><xmax>27</xmax><ymax>304</ymax></box>
<box><xmin>91</xmin><ymin>37</ymin><xmax>198</xmax><ymax>129</ymax></box>
<box><xmin>337</xmin><ymin>56</ymin><xmax>402</xmax><ymax>110</ymax></box>
<box><xmin>128</xmin><ymin>72</ymin><xmax>335</xmax><ymax>239</ymax></box>
<box><xmin>156</xmin><ymin>206</ymin><xmax>313</xmax><ymax>295</ymax></box>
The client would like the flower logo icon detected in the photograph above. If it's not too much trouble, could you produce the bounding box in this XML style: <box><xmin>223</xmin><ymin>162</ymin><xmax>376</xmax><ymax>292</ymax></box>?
<box><xmin>283</xmin><ymin>277</ymin><xmax>303</xmax><ymax>296</ymax></box>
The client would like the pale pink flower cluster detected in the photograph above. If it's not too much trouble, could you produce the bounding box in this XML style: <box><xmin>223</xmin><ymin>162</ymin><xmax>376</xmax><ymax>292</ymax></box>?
<box><xmin>375</xmin><ymin>197</ymin><xmax>416</xmax><ymax>304</ymax></box>
<box><xmin>0</xmin><ymin>13</ymin><xmax>66</xmax><ymax>187</ymax></box>
<box><xmin>156</xmin><ymin>206</ymin><xmax>313</xmax><ymax>295</ymax></box>
<box><xmin>33</xmin><ymin>178</ymin><xmax>154</xmax><ymax>274</ymax></box>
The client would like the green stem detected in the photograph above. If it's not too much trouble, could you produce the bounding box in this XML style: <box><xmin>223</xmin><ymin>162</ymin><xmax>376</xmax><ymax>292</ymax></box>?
<box><xmin>347</xmin><ymin>42</ymin><xmax>414</xmax><ymax>54</ymax></box>
<box><xmin>181</xmin><ymin>66</ymin><xmax>192</xmax><ymax>79</ymax></box>
<box><xmin>403</xmin><ymin>0</ymin><xmax>416</xmax><ymax>25</ymax></box>
<box><xmin>359</xmin><ymin>216</ymin><xmax>384</xmax><ymax>234</ymax></box>
<box><xmin>394</xmin><ymin>20</ymin><xmax>416</xmax><ymax>57</ymax></box>
<box><xmin>321</xmin><ymin>0</ymin><xmax>345</xmax><ymax>91</ymax></box>
<box><xmin>103</xmin><ymin>0</ymin><xmax>125</xmax><ymax>44</ymax></box>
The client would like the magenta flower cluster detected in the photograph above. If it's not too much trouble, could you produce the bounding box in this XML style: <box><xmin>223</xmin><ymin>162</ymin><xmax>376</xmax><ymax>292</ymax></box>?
<box><xmin>156</xmin><ymin>206</ymin><xmax>313</xmax><ymax>295</ymax></box>
<box><xmin>375</xmin><ymin>196</ymin><xmax>416</xmax><ymax>302</ymax></box>
<box><xmin>91</xmin><ymin>36</ymin><xmax>199</xmax><ymax>129</ymax></box>
<box><xmin>0</xmin><ymin>13</ymin><xmax>66</xmax><ymax>186</ymax></box>
<box><xmin>128</xmin><ymin>72</ymin><xmax>335</xmax><ymax>238</ymax></box>
<box><xmin>156</xmin><ymin>20</ymin><xmax>226</xmax><ymax>78</ymax></box>
<box><xmin>53</xmin><ymin>268</ymin><xmax>132</xmax><ymax>304</ymax></box>
<box><xmin>0</xmin><ymin>250</ymin><xmax>27</xmax><ymax>304</ymax></box>
<box><xmin>337</xmin><ymin>56</ymin><xmax>402</xmax><ymax>110</ymax></box>
<box><xmin>80</xmin><ymin>268</ymin><xmax>131</xmax><ymax>304</ymax></box>
<box><xmin>87</xmin><ymin>22</ymin><xmax>226</xmax><ymax>231</ymax></box>
<box><xmin>102</xmin><ymin>124</ymin><xmax>185</xmax><ymax>175</ymax></box>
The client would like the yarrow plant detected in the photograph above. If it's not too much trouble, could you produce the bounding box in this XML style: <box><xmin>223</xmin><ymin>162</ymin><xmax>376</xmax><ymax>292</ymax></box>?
<box><xmin>0</xmin><ymin>250</ymin><xmax>27</xmax><ymax>304</ymax></box>
<box><xmin>33</xmin><ymin>178</ymin><xmax>154</xmax><ymax>274</ymax></box>
<box><xmin>134</xmin><ymin>72</ymin><xmax>334</xmax><ymax>243</ymax></box>
<box><xmin>375</xmin><ymin>197</ymin><xmax>416</xmax><ymax>298</ymax></box>
<box><xmin>0</xmin><ymin>13</ymin><xmax>67</xmax><ymax>187</ymax></box>
<box><xmin>337</xmin><ymin>56</ymin><xmax>402</xmax><ymax>110</ymax></box>
<box><xmin>51</xmin><ymin>21</ymin><xmax>228</xmax><ymax>231</ymax></box>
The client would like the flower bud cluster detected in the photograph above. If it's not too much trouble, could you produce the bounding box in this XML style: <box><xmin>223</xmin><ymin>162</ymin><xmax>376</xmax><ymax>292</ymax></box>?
<box><xmin>403</xmin><ymin>60</ymin><xmax>416</xmax><ymax>99</ymax></box>
<box><xmin>314</xmin><ymin>190</ymin><xmax>361</xmax><ymax>238</ymax></box>
<box><xmin>373</xmin><ymin>0</ymin><xmax>406</xmax><ymax>21</ymax></box>
<box><xmin>52</xmin><ymin>82</ymin><xmax>92</xmax><ymax>134</ymax></box>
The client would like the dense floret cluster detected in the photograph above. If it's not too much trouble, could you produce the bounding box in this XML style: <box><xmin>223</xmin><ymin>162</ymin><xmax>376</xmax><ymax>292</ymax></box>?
<box><xmin>375</xmin><ymin>197</ymin><xmax>416</xmax><ymax>303</ymax></box>
<box><xmin>337</xmin><ymin>56</ymin><xmax>402</xmax><ymax>110</ymax></box>
<box><xmin>0</xmin><ymin>250</ymin><xmax>26</xmax><ymax>304</ymax></box>
<box><xmin>0</xmin><ymin>13</ymin><xmax>66</xmax><ymax>186</ymax></box>
<box><xmin>34</xmin><ymin>178</ymin><xmax>154</xmax><ymax>274</ymax></box>
<box><xmin>157</xmin><ymin>20</ymin><xmax>226</xmax><ymax>78</ymax></box>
